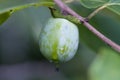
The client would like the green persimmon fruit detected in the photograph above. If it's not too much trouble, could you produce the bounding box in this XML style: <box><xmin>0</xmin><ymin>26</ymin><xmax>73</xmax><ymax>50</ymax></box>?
<box><xmin>39</xmin><ymin>18</ymin><xmax>79</xmax><ymax>63</ymax></box>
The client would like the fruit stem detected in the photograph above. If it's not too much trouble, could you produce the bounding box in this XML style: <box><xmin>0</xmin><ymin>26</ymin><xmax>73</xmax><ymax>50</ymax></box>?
<box><xmin>54</xmin><ymin>0</ymin><xmax>120</xmax><ymax>53</ymax></box>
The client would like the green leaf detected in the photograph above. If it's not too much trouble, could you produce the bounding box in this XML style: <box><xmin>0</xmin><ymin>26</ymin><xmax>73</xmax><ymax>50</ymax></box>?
<box><xmin>108</xmin><ymin>5</ymin><xmax>120</xmax><ymax>16</ymax></box>
<box><xmin>0</xmin><ymin>0</ymin><xmax>54</xmax><ymax>14</ymax></box>
<box><xmin>79</xmin><ymin>0</ymin><xmax>120</xmax><ymax>15</ymax></box>
<box><xmin>89</xmin><ymin>48</ymin><xmax>120</xmax><ymax>80</ymax></box>
<box><xmin>0</xmin><ymin>11</ymin><xmax>11</xmax><ymax>25</ymax></box>
<box><xmin>107</xmin><ymin>0</ymin><xmax>120</xmax><ymax>16</ymax></box>
<box><xmin>109</xmin><ymin>0</ymin><xmax>120</xmax><ymax>3</ymax></box>
<box><xmin>0</xmin><ymin>0</ymin><xmax>54</xmax><ymax>25</ymax></box>
<box><xmin>79</xmin><ymin>0</ymin><xmax>109</xmax><ymax>8</ymax></box>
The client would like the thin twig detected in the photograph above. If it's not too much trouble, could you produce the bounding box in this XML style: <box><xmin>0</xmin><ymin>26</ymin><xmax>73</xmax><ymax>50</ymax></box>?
<box><xmin>54</xmin><ymin>0</ymin><xmax>120</xmax><ymax>53</ymax></box>
<box><xmin>87</xmin><ymin>3</ymin><xmax>120</xmax><ymax>19</ymax></box>
<box><xmin>87</xmin><ymin>4</ymin><xmax>108</xmax><ymax>19</ymax></box>
<box><xmin>63</xmin><ymin>0</ymin><xmax>74</xmax><ymax>3</ymax></box>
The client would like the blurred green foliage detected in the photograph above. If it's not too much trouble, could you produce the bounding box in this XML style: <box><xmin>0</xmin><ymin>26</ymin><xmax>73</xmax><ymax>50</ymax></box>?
<box><xmin>0</xmin><ymin>11</ymin><xmax>11</xmax><ymax>25</ymax></box>
<box><xmin>89</xmin><ymin>48</ymin><xmax>120</xmax><ymax>80</ymax></box>
<box><xmin>80</xmin><ymin>0</ymin><xmax>120</xmax><ymax>16</ymax></box>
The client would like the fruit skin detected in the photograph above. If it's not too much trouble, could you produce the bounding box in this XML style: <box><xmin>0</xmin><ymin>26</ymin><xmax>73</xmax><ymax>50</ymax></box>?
<box><xmin>39</xmin><ymin>18</ymin><xmax>79</xmax><ymax>63</ymax></box>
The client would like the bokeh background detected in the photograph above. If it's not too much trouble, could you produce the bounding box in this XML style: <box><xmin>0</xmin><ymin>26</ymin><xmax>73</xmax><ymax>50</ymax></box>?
<box><xmin>0</xmin><ymin>0</ymin><xmax>120</xmax><ymax>80</ymax></box>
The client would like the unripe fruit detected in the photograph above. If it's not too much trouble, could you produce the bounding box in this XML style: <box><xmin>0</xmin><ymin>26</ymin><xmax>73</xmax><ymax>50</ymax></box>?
<box><xmin>39</xmin><ymin>18</ymin><xmax>79</xmax><ymax>63</ymax></box>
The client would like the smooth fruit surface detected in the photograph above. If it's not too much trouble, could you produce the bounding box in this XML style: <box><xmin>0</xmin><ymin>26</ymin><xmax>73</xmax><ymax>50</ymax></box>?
<box><xmin>39</xmin><ymin>18</ymin><xmax>79</xmax><ymax>63</ymax></box>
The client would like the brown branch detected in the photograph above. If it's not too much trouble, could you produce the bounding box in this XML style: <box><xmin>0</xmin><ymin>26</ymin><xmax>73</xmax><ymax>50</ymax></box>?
<box><xmin>54</xmin><ymin>0</ymin><xmax>120</xmax><ymax>53</ymax></box>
